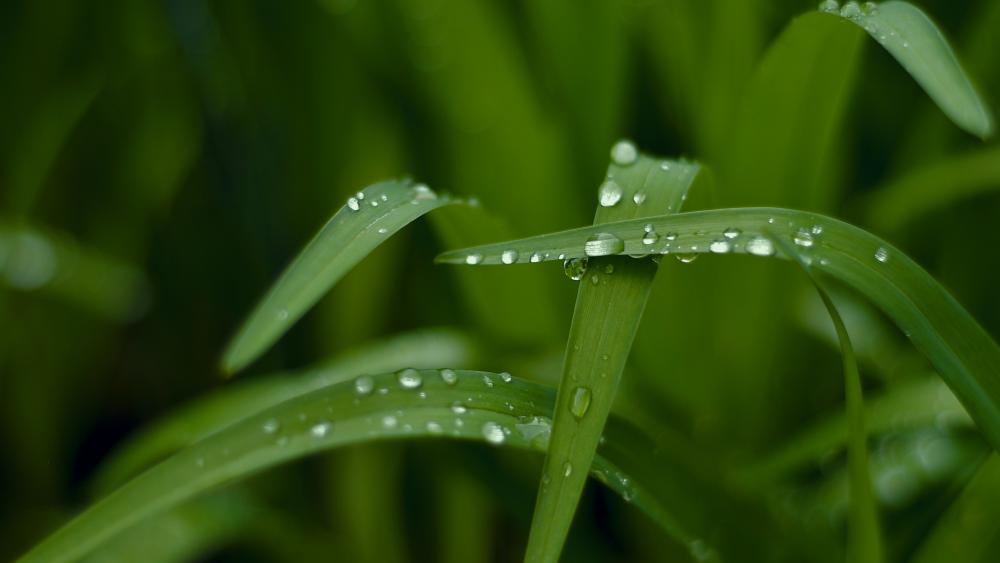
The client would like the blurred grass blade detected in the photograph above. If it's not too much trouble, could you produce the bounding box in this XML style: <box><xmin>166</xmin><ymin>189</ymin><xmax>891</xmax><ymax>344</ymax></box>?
<box><xmin>864</xmin><ymin>146</ymin><xmax>1000</xmax><ymax>231</ymax></box>
<box><xmin>741</xmin><ymin>376</ymin><xmax>969</xmax><ymax>484</ymax></box>
<box><xmin>0</xmin><ymin>222</ymin><xmax>149</xmax><ymax>322</ymax></box>
<box><xmin>93</xmin><ymin>329</ymin><xmax>475</xmax><ymax>492</ymax></box>
<box><xmin>436</xmin><ymin>207</ymin><xmax>1000</xmax><ymax>454</ymax></box>
<box><xmin>821</xmin><ymin>1</ymin><xmax>994</xmax><ymax>138</ymax></box>
<box><xmin>221</xmin><ymin>179</ymin><xmax>457</xmax><ymax>374</ymax></box>
<box><xmin>21</xmin><ymin>370</ymin><xmax>712</xmax><ymax>563</ymax></box>
<box><xmin>776</xmin><ymin>235</ymin><xmax>882</xmax><ymax>563</ymax></box>
<box><xmin>911</xmin><ymin>454</ymin><xmax>1000</xmax><ymax>563</ymax></box>
<box><xmin>524</xmin><ymin>148</ymin><xmax>701</xmax><ymax>563</ymax></box>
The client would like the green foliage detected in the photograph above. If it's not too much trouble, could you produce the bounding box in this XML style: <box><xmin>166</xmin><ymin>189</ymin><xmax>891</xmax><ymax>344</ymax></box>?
<box><xmin>5</xmin><ymin>0</ymin><xmax>1000</xmax><ymax>562</ymax></box>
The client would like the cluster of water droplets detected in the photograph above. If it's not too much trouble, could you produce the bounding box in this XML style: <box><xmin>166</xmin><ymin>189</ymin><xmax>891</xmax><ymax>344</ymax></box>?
<box><xmin>344</xmin><ymin>183</ymin><xmax>440</xmax><ymax>215</ymax></box>
<box><xmin>819</xmin><ymin>1</ymin><xmax>878</xmax><ymax>18</ymax></box>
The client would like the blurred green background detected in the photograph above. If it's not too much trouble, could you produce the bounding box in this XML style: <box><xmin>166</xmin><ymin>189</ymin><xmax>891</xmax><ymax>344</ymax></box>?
<box><xmin>3</xmin><ymin>0</ymin><xmax>1000</xmax><ymax>561</ymax></box>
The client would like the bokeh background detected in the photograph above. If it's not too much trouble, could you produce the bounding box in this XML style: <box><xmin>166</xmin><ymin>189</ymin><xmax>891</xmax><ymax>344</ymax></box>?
<box><xmin>3</xmin><ymin>0</ymin><xmax>1000</xmax><ymax>561</ymax></box>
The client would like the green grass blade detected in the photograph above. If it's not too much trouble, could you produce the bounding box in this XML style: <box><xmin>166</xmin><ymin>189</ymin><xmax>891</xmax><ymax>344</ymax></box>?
<box><xmin>911</xmin><ymin>454</ymin><xmax>1000</xmax><ymax>563</ymax></box>
<box><xmin>92</xmin><ymin>329</ymin><xmax>475</xmax><ymax>492</ymax></box>
<box><xmin>523</xmin><ymin>148</ymin><xmax>701</xmax><ymax>563</ymax></box>
<box><xmin>864</xmin><ymin>146</ymin><xmax>1000</xmax><ymax>232</ymax></box>
<box><xmin>19</xmin><ymin>370</ymin><xmax>708</xmax><ymax>563</ymax></box>
<box><xmin>776</xmin><ymin>235</ymin><xmax>882</xmax><ymax>563</ymax></box>
<box><xmin>821</xmin><ymin>1</ymin><xmax>994</xmax><ymax>138</ymax></box>
<box><xmin>436</xmin><ymin>207</ymin><xmax>1000</xmax><ymax>454</ymax></box>
<box><xmin>221</xmin><ymin>179</ymin><xmax>457</xmax><ymax>375</ymax></box>
<box><xmin>741</xmin><ymin>376</ymin><xmax>969</xmax><ymax>484</ymax></box>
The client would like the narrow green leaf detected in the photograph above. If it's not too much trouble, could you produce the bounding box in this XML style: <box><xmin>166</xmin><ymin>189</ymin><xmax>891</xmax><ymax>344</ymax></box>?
<box><xmin>19</xmin><ymin>370</ymin><xmax>708</xmax><ymax>563</ymax></box>
<box><xmin>523</xmin><ymin>148</ymin><xmax>700</xmax><ymax>563</ymax></box>
<box><xmin>821</xmin><ymin>1</ymin><xmax>994</xmax><ymax>138</ymax></box>
<box><xmin>221</xmin><ymin>179</ymin><xmax>457</xmax><ymax>374</ymax></box>
<box><xmin>93</xmin><ymin>329</ymin><xmax>475</xmax><ymax>493</ymax></box>
<box><xmin>911</xmin><ymin>454</ymin><xmax>1000</xmax><ymax>563</ymax></box>
<box><xmin>436</xmin><ymin>207</ymin><xmax>1000</xmax><ymax>454</ymax></box>
<box><xmin>741</xmin><ymin>376</ymin><xmax>969</xmax><ymax>484</ymax></box>
<box><xmin>775</xmin><ymin>235</ymin><xmax>882</xmax><ymax>563</ymax></box>
<box><xmin>864</xmin><ymin>146</ymin><xmax>1000</xmax><ymax>232</ymax></box>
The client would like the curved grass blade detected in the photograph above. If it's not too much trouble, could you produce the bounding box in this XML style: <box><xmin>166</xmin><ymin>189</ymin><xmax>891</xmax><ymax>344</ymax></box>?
<box><xmin>820</xmin><ymin>1</ymin><xmax>994</xmax><ymax>138</ymax></box>
<box><xmin>19</xmin><ymin>370</ymin><xmax>718</xmax><ymax>563</ymax></box>
<box><xmin>776</xmin><ymin>235</ymin><xmax>882</xmax><ymax>563</ymax></box>
<box><xmin>221</xmin><ymin>179</ymin><xmax>458</xmax><ymax>375</ymax></box>
<box><xmin>864</xmin><ymin>146</ymin><xmax>1000</xmax><ymax>232</ymax></box>
<box><xmin>436</xmin><ymin>207</ymin><xmax>1000</xmax><ymax>454</ymax></box>
<box><xmin>524</xmin><ymin>148</ymin><xmax>701</xmax><ymax>563</ymax></box>
<box><xmin>93</xmin><ymin>329</ymin><xmax>475</xmax><ymax>492</ymax></box>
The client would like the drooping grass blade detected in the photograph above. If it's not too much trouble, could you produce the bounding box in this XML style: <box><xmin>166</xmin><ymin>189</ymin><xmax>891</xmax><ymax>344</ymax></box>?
<box><xmin>436</xmin><ymin>207</ymin><xmax>1000</xmax><ymax>455</ymax></box>
<box><xmin>18</xmin><ymin>370</ymin><xmax>749</xmax><ymax>563</ymax></box>
<box><xmin>221</xmin><ymin>179</ymin><xmax>457</xmax><ymax>374</ymax></box>
<box><xmin>523</xmin><ymin>147</ymin><xmax>701</xmax><ymax>563</ymax></box>
<box><xmin>777</xmin><ymin>235</ymin><xmax>882</xmax><ymax>563</ymax></box>
<box><xmin>820</xmin><ymin>1</ymin><xmax>994</xmax><ymax>138</ymax></box>
<box><xmin>93</xmin><ymin>329</ymin><xmax>475</xmax><ymax>492</ymax></box>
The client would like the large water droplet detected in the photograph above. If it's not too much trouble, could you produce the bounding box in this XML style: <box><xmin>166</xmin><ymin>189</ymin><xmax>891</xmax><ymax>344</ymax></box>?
<box><xmin>501</xmin><ymin>249</ymin><xmax>519</xmax><ymax>264</ymax></box>
<box><xmin>642</xmin><ymin>229</ymin><xmax>659</xmax><ymax>245</ymax></box>
<box><xmin>709</xmin><ymin>240</ymin><xmax>731</xmax><ymax>254</ymax></box>
<box><xmin>610</xmin><ymin>140</ymin><xmax>638</xmax><ymax>166</ymax></box>
<box><xmin>529</xmin><ymin>252</ymin><xmax>544</xmax><ymax>263</ymax></box>
<box><xmin>563</xmin><ymin>257</ymin><xmax>589</xmax><ymax>281</ymax></box>
<box><xmin>482</xmin><ymin>421</ymin><xmax>506</xmax><ymax>444</ymax></box>
<box><xmin>354</xmin><ymin>375</ymin><xmax>375</xmax><ymax>396</ymax></box>
<box><xmin>598</xmin><ymin>180</ymin><xmax>623</xmax><ymax>207</ymax></box>
<box><xmin>465</xmin><ymin>253</ymin><xmax>483</xmax><ymax>265</ymax></box>
<box><xmin>397</xmin><ymin>368</ymin><xmax>423</xmax><ymax>389</ymax></box>
<box><xmin>874</xmin><ymin>246</ymin><xmax>889</xmax><ymax>263</ymax></box>
<box><xmin>745</xmin><ymin>236</ymin><xmax>775</xmax><ymax>257</ymax></box>
<box><xmin>347</xmin><ymin>197</ymin><xmax>360</xmax><ymax>211</ymax></box>
<box><xmin>840</xmin><ymin>1</ymin><xmax>862</xmax><ymax>19</ymax></box>
<box><xmin>411</xmin><ymin>184</ymin><xmax>437</xmax><ymax>200</ymax></box>
<box><xmin>570</xmin><ymin>387</ymin><xmax>592</xmax><ymax>419</ymax></box>
<box><xmin>584</xmin><ymin>233</ymin><xmax>624</xmax><ymax>257</ymax></box>
<box><xmin>440</xmin><ymin>368</ymin><xmax>458</xmax><ymax>385</ymax></box>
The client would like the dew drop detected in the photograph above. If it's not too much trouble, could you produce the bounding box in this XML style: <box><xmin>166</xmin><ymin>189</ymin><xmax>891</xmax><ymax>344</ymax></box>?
<box><xmin>465</xmin><ymin>253</ymin><xmax>483</xmax><ymax>265</ymax></box>
<box><xmin>501</xmin><ymin>249</ymin><xmax>519</xmax><ymax>264</ymax></box>
<box><xmin>874</xmin><ymin>246</ymin><xmax>889</xmax><ymax>263</ymax></box>
<box><xmin>482</xmin><ymin>421</ymin><xmax>506</xmax><ymax>444</ymax></box>
<box><xmin>382</xmin><ymin>415</ymin><xmax>398</xmax><ymax>429</ymax></box>
<box><xmin>723</xmin><ymin>227</ymin><xmax>741</xmax><ymax>239</ymax></box>
<box><xmin>590</xmin><ymin>274</ymin><xmax>600</xmax><ymax>285</ymax></box>
<box><xmin>483</xmin><ymin>374</ymin><xmax>494</xmax><ymax>388</ymax></box>
<box><xmin>793</xmin><ymin>228</ymin><xmax>814</xmax><ymax>248</ymax></box>
<box><xmin>276</xmin><ymin>309</ymin><xmax>289</xmax><ymax>321</ymax></box>
<box><xmin>450</xmin><ymin>401</ymin><xmax>468</xmax><ymax>415</ymax></box>
<box><xmin>675</xmin><ymin>253</ymin><xmax>698</xmax><ymax>264</ymax></box>
<box><xmin>499</xmin><ymin>372</ymin><xmax>513</xmax><ymax>383</ymax></box>
<box><xmin>584</xmin><ymin>233</ymin><xmax>625</xmax><ymax>257</ymax></box>
<box><xmin>642</xmin><ymin>229</ymin><xmax>659</xmax><ymax>245</ymax></box>
<box><xmin>397</xmin><ymin>368</ymin><xmax>423</xmax><ymax>389</ymax></box>
<box><xmin>354</xmin><ymin>375</ymin><xmax>375</xmax><ymax>396</ymax></box>
<box><xmin>840</xmin><ymin>1</ymin><xmax>861</xmax><ymax>19</ymax></box>
<box><xmin>563</xmin><ymin>257</ymin><xmax>589</xmax><ymax>281</ymax></box>
<box><xmin>570</xmin><ymin>387</ymin><xmax>592</xmax><ymax>419</ymax></box>
<box><xmin>610</xmin><ymin>140</ymin><xmax>638</xmax><ymax>166</ymax></box>
<box><xmin>563</xmin><ymin>461</ymin><xmax>573</xmax><ymax>477</ymax></box>
<box><xmin>426</xmin><ymin>421</ymin><xmax>443</xmax><ymax>434</ymax></box>
<box><xmin>355</xmin><ymin>191</ymin><xmax>365</xmax><ymax>200</ymax></box>
<box><xmin>377</xmin><ymin>227</ymin><xmax>389</xmax><ymax>234</ymax></box>
<box><xmin>811</xmin><ymin>225</ymin><xmax>824</xmax><ymax>235</ymax></box>
<box><xmin>440</xmin><ymin>368</ymin><xmax>458</xmax><ymax>385</ymax></box>
<box><xmin>262</xmin><ymin>418</ymin><xmax>280</xmax><ymax>434</ymax></box>
<box><xmin>311</xmin><ymin>421</ymin><xmax>332</xmax><ymax>438</ymax></box>
<box><xmin>709</xmin><ymin>239</ymin><xmax>731</xmax><ymax>254</ymax></box>
<box><xmin>664</xmin><ymin>232</ymin><xmax>678</xmax><ymax>241</ymax></box>
<box><xmin>598</xmin><ymin>180</ymin><xmax>623</xmax><ymax>207</ymax></box>
<box><xmin>818</xmin><ymin>0</ymin><xmax>839</xmax><ymax>13</ymax></box>
<box><xmin>746</xmin><ymin>236</ymin><xmax>775</xmax><ymax>257</ymax></box>
<box><xmin>347</xmin><ymin>197</ymin><xmax>360</xmax><ymax>211</ymax></box>
<box><xmin>412</xmin><ymin>183</ymin><xmax>437</xmax><ymax>200</ymax></box>
<box><xmin>632</xmin><ymin>191</ymin><xmax>647</xmax><ymax>205</ymax></box>
<box><xmin>659</xmin><ymin>161</ymin><xmax>671</xmax><ymax>171</ymax></box>
<box><xmin>529</xmin><ymin>252</ymin><xmax>544</xmax><ymax>263</ymax></box>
